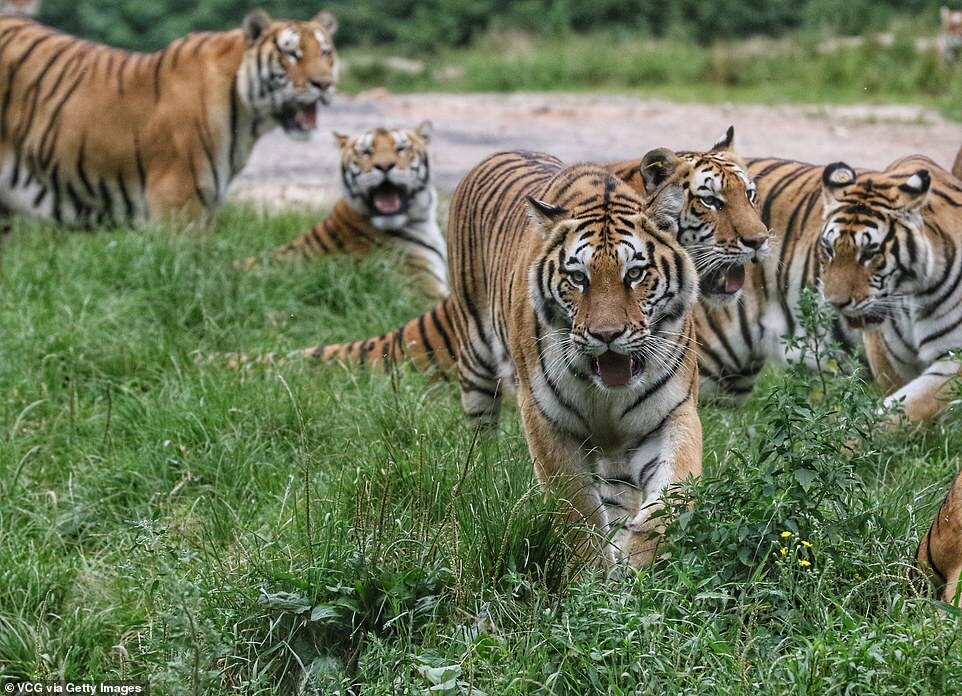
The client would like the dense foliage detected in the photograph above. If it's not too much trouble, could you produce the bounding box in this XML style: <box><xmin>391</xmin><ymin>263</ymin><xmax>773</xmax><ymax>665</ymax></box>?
<box><xmin>38</xmin><ymin>0</ymin><xmax>953</xmax><ymax>52</ymax></box>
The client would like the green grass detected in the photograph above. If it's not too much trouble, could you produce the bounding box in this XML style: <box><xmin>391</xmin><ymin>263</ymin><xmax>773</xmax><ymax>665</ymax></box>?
<box><xmin>341</xmin><ymin>30</ymin><xmax>962</xmax><ymax>120</ymax></box>
<box><xmin>1</xmin><ymin>206</ymin><xmax>961</xmax><ymax>694</ymax></box>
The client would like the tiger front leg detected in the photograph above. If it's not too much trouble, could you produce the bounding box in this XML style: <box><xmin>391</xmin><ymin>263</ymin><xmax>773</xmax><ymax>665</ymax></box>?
<box><xmin>615</xmin><ymin>401</ymin><xmax>702</xmax><ymax>569</ymax></box>
<box><xmin>882</xmin><ymin>358</ymin><xmax>962</xmax><ymax>424</ymax></box>
<box><xmin>517</xmin><ymin>387</ymin><xmax>609</xmax><ymax>566</ymax></box>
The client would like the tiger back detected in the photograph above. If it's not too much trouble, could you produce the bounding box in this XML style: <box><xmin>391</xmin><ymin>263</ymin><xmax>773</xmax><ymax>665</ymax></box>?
<box><xmin>0</xmin><ymin>9</ymin><xmax>338</xmax><ymax>227</ymax></box>
<box><xmin>238</xmin><ymin>122</ymin><xmax>447</xmax><ymax>299</ymax></box>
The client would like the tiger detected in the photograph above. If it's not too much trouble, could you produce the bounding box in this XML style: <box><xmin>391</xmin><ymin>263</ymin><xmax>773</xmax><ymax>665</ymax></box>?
<box><xmin>422</xmin><ymin>151</ymin><xmax>700</xmax><ymax>568</ymax></box>
<box><xmin>917</xmin><ymin>470</ymin><xmax>962</xmax><ymax>606</ymax></box>
<box><xmin>0</xmin><ymin>9</ymin><xmax>338</xmax><ymax>227</ymax></box>
<box><xmin>311</xmin><ymin>129</ymin><xmax>770</xmax><ymax>377</ymax></box>
<box><xmin>238</xmin><ymin>121</ymin><xmax>447</xmax><ymax>299</ymax></box>
<box><xmin>0</xmin><ymin>0</ymin><xmax>38</xmax><ymax>16</ymax></box>
<box><xmin>939</xmin><ymin>6</ymin><xmax>962</xmax><ymax>63</ymax></box>
<box><xmin>817</xmin><ymin>156</ymin><xmax>962</xmax><ymax>424</ymax></box>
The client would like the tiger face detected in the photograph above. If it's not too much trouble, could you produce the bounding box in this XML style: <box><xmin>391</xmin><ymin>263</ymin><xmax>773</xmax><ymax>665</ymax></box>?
<box><xmin>239</xmin><ymin>9</ymin><xmax>339</xmax><ymax>142</ymax></box>
<box><xmin>818</xmin><ymin>162</ymin><xmax>933</xmax><ymax>330</ymax></box>
<box><xmin>337</xmin><ymin>122</ymin><xmax>433</xmax><ymax>230</ymax></box>
<box><xmin>528</xmin><ymin>180</ymin><xmax>697</xmax><ymax>389</ymax></box>
<box><xmin>641</xmin><ymin>127</ymin><xmax>769</xmax><ymax>306</ymax></box>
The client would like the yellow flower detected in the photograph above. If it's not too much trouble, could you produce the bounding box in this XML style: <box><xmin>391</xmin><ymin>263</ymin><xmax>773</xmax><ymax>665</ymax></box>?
<box><xmin>799</xmin><ymin>559</ymin><xmax>811</xmax><ymax>567</ymax></box>
<box><xmin>780</xmin><ymin>531</ymin><xmax>793</xmax><ymax>538</ymax></box>
<box><xmin>780</xmin><ymin>548</ymin><xmax>788</xmax><ymax>556</ymax></box>
<box><xmin>800</xmin><ymin>540</ymin><xmax>812</xmax><ymax>548</ymax></box>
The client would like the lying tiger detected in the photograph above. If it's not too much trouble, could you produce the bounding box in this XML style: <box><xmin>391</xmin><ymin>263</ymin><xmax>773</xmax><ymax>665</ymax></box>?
<box><xmin>0</xmin><ymin>9</ymin><xmax>338</xmax><ymax>227</ymax></box>
<box><xmin>238</xmin><ymin>122</ymin><xmax>447</xmax><ymax>299</ymax></box>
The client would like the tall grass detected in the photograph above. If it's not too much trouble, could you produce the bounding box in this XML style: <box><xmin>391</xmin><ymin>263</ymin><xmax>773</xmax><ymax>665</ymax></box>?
<box><xmin>0</xmin><ymin>207</ymin><xmax>960</xmax><ymax>693</ymax></box>
<box><xmin>342</xmin><ymin>30</ymin><xmax>962</xmax><ymax>119</ymax></box>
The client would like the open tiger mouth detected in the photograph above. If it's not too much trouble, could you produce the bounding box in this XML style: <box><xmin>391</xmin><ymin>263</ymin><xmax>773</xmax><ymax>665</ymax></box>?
<box><xmin>279</xmin><ymin>101</ymin><xmax>319</xmax><ymax>136</ymax></box>
<box><xmin>592</xmin><ymin>351</ymin><xmax>643</xmax><ymax>388</ymax></box>
<box><xmin>368</xmin><ymin>182</ymin><xmax>408</xmax><ymax>216</ymax></box>
<box><xmin>702</xmin><ymin>264</ymin><xmax>746</xmax><ymax>297</ymax></box>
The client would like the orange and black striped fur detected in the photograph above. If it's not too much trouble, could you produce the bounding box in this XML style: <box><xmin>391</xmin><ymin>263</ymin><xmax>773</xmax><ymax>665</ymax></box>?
<box><xmin>917</xmin><ymin>470</ymin><xmax>962</xmax><ymax>605</ymax></box>
<box><xmin>817</xmin><ymin>157</ymin><xmax>962</xmax><ymax>423</ymax></box>
<box><xmin>439</xmin><ymin>151</ymin><xmax>701</xmax><ymax>566</ymax></box>
<box><xmin>0</xmin><ymin>9</ymin><xmax>338</xmax><ymax>227</ymax></box>
<box><xmin>610</xmin><ymin>127</ymin><xmax>770</xmax><ymax>309</ymax></box>
<box><xmin>239</xmin><ymin>122</ymin><xmax>447</xmax><ymax>299</ymax></box>
<box><xmin>315</xmin><ymin>130</ymin><xmax>770</xmax><ymax>378</ymax></box>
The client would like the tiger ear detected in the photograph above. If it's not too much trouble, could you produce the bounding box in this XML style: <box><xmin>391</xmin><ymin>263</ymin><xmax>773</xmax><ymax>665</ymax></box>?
<box><xmin>642</xmin><ymin>179</ymin><xmax>685</xmax><ymax>236</ymax></box>
<box><xmin>821</xmin><ymin>162</ymin><xmax>857</xmax><ymax>206</ymax></box>
<box><xmin>313</xmin><ymin>10</ymin><xmax>338</xmax><ymax>36</ymax></box>
<box><xmin>526</xmin><ymin>196</ymin><xmax>568</xmax><ymax>237</ymax></box>
<box><xmin>414</xmin><ymin>120</ymin><xmax>433</xmax><ymax>144</ymax></box>
<box><xmin>640</xmin><ymin>148</ymin><xmax>682</xmax><ymax>196</ymax></box>
<box><xmin>711</xmin><ymin>125</ymin><xmax>735</xmax><ymax>152</ymax></box>
<box><xmin>242</xmin><ymin>9</ymin><xmax>272</xmax><ymax>44</ymax></box>
<box><xmin>333</xmin><ymin>131</ymin><xmax>351</xmax><ymax>149</ymax></box>
<box><xmin>896</xmin><ymin>169</ymin><xmax>931</xmax><ymax>212</ymax></box>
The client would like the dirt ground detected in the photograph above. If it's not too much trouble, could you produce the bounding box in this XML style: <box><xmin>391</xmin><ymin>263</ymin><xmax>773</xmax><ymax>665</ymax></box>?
<box><xmin>231</xmin><ymin>92</ymin><xmax>962</xmax><ymax>209</ymax></box>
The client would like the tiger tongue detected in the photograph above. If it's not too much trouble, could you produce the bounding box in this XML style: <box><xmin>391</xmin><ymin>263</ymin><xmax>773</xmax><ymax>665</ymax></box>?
<box><xmin>594</xmin><ymin>351</ymin><xmax>633</xmax><ymax>387</ymax></box>
<box><xmin>373</xmin><ymin>190</ymin><xmax>403</xmax><ymax>215</ymax></box>
<box><xmin>295</xmin><ymin>103</ymin><xmax>318</xmax><ymax>131</ymax></box>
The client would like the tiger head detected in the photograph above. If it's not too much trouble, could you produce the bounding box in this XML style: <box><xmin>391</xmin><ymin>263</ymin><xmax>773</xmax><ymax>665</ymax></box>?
<box><xmin>337</xmin><ymin>122</ymin><xmax>434</xmax><ymax>230</ymax></box>
<box><xmin>239</xmin><ymin>9</ymin><xmax>339</xmax><ymax>142</ymax></box>
<box><xmin>818</xmin><ymin>161</ymin><xmax>934</xmax><ymax>330</ymax></box>
<box><xmin>528</xmin><ymin>167</ymin><xmax>697</xmax><ymax>389</ymax></box>
<box><xmin>639</xmin><ymin>127</ymin><xmax>769</xmax><ymax>306</ymax></box>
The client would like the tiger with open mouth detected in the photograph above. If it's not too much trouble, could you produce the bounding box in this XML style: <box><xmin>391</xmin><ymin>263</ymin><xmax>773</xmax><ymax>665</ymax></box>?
<box><xmin>0</xmin><ymin>9</ymin><xmax>338</xmax><ymax>227</ymax></box>
<box><xmin>238</xmin><ymin>122</ymin><xmax>447</xmax><ymax>299</ymax></box>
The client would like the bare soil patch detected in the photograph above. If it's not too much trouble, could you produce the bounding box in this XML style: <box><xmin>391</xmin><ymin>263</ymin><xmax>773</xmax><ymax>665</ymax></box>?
<box><xmin>232</xmin><ymin>92</ymin><xmax>962</xmax><ymax>210</ymax></box>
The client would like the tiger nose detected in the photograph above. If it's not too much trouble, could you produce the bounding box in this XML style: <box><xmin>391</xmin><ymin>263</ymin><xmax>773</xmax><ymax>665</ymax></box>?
<box><xmin>375</xmin><ymin>161</ymin><xmax>395</xmax><ymax>172</ymax></box>
<box><xmin>310</xmin><ymin>78</ymin><xmax>333</xmax><ymax>91</ymax></box>
<box><xmin>588</xmin><ymin>328</ymin><xmax>624</xmax><ymax>344</ymax></box>
<box><xmin>740</xmin><ymin>233</ymin><xmax>768</xmax><ymax>250</ymax></box>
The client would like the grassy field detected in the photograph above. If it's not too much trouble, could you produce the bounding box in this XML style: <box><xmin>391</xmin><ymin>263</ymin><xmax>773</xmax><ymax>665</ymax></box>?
<box><xmin>341</xmin><ymin>31</ymin><xmax>962</xmax><ymax>120</ymax></box>
<box><xmin>1</xmin><ymin>206</ymin><xmax>961</xmax><ymax>694</ymax></box>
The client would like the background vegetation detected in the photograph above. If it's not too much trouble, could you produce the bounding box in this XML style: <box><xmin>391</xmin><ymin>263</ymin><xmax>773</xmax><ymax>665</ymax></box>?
<box><xmin>38</xmin><ymin>0</ymin><xmax>955</xmax><ymax>52</ymax></box>
<box><xmin>1</xmin><ymin>208</ymin><xmax>960</xmax><ymax>693</ymax></box>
